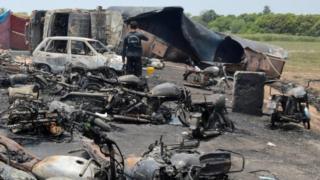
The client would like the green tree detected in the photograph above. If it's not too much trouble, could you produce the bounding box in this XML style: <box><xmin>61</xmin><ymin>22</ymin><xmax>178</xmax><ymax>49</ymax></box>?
<box><xmin>200</xmin><ymin>10</ymin><xmax>219</xmax><ymax>24</ymax></box>
<box><xmin>309</xmin><ymin>20</ymin><xmax>320</xmax><ymax>36</ymax></box>
<box><xmin>208</xmin><ymin>15</ymin><xmax>236</xmax><ymax>32</ymax></box>
<box><xmin>230</xmin><ymin>19</ymin><xmax>246</xmax><ymax>33</ymax></box>
<box><xmin>263</xmin><ymin>5</ymin><xmax>272</xmax><ymax>14</ymax></box>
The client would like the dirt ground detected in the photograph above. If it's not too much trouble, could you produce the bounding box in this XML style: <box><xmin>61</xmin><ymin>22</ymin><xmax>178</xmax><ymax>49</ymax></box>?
<box><xmin>0</xmin><ymin>61</ymin><xmax>320</xmax><ymax>180</ymax></box>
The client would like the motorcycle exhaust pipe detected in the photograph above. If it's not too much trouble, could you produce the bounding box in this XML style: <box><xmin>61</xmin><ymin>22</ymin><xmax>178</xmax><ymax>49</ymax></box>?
<box><xmin>113</xmin><ymin>115</ymin><xmax>151</xmax><ymax>123</ymax></box>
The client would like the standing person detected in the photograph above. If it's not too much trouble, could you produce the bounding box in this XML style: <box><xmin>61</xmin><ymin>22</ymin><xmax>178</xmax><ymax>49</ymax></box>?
<box><xmin>122</xmin><ymin>21</ymin><xmax>148</xmax><ymax>77</ymax></box>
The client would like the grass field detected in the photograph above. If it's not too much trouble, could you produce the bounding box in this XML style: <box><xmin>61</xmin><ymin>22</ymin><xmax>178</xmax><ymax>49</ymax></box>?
<box><xmin>239</xmin><ymin>33</ymin><xmax>320</xmax><ymax>42</ymax></box>
<box><xmin>267</xmin><ymin>41</ymin><xmax>320</xmax><ymax>90</ymax></box>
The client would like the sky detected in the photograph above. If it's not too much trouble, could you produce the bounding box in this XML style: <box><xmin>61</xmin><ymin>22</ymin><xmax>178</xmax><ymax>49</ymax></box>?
<box><xmin>1</xmin><ymin>0</ymin><xmax>320</xmax><ymax>15</ymax></box>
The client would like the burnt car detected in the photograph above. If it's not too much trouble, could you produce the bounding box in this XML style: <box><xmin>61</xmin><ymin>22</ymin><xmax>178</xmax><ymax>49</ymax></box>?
<box><xmin>32</xmin><ymin>36</ymin><xmax>123</xmax><ymax>74</ymax></box>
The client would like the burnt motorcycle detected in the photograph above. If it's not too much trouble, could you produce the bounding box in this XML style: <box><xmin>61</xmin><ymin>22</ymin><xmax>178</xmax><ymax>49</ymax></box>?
<box><xmin>0</xmin><ymin>115</ymin><xmax>126</xmax><ymax>180</ymax></box>
<box><xmin>0</xmin><ymin>100</ymin><xmax>75</xmax><ymax>136</ymax></box>
<box><xmin>78</xmin><ymin>73</ymin><xmax>148</xmax><ymax>92</ymax></box>
<box><xmin>0</xmin><ymin>70</ymin><xmax>80</xmax><ymax>96</ymax></box>
<box><xmin>62</xmin><ymin>82</ymin><xmax>191</xmax><ymax>124</ymax></box>
<box><xmin>125</xmin><ymin>136</ymin><xmax>245</xmax><ymax>180</ymax></box>
<box><xmin>267</xmin><ymin>80</ymin><xmax>320</xmax><ymax>129</ymax></box>
<box><xmin>177</xmin><ymin>94</ymin><xmax>235</xmax><ymax>138</ymax></box>
<box><xmin>183</xmin><ymin>59</ymin><xmax>233</xmax><ymax>92</ymax></box>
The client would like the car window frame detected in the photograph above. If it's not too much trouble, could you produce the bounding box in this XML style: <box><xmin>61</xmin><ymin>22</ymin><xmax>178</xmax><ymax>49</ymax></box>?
<box><xmin>70</xmin><ymin>40</ymin><xmax>96</xmax><ymax>56</ymax></box>
<box><xmin>44</xmin><ymin>39</ymin><xmax>69</xmax><ymax>54</ymax></box>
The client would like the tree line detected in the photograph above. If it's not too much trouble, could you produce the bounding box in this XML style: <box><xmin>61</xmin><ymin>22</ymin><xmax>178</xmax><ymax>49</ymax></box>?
<box><xmin>189</xmin><ymin>6</ymin><xmax>320</xmax><ymax>37</ymax></box>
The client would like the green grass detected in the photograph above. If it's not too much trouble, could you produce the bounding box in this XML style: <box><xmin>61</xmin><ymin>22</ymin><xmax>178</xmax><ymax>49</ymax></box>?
<box><xmin>238</xmin><ymin>33</ymin><xmax>320</xmax><ymax>42</ymax></box>
<box><xmin>263</xmin><ymin>41</ymin><xmax>320</xmax><ymax>90</ymax></box>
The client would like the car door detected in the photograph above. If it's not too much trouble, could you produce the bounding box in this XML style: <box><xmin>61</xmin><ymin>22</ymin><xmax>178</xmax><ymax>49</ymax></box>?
<box><xmin>34</xmin><ymin>39</ymin><xmax>69</xmax><ymax>73</ymax></box>
<box><xmin>70</xmin><ymin>40</ymin><xmax>98</xmax><ymax>70</ymax></box>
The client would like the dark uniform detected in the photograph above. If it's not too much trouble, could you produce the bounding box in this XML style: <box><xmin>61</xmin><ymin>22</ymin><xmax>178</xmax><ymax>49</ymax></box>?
<box><xmin>122</xmin><ymin>31</ymin><xmax>148</xmax><ymax>76</ymax></box>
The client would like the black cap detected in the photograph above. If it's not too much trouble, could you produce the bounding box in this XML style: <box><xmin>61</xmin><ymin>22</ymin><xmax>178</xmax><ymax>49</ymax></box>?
<box><xmin>129</xmin><ymin>21</ymin><xmax>138</xmax><ymax>29</ymax></box>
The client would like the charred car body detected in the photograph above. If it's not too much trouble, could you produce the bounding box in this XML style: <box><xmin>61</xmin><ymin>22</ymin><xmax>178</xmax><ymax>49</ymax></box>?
<box><xmin>32</xmin><ymin>36</ymin><xmax>123</xmax><ymax>74</ymax></box>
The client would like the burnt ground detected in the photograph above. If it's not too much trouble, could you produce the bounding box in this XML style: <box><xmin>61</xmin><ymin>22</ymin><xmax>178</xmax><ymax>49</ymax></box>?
<box><xmin>1</xmin><ymin>62</ymin><xmax>320</xmax><ymax>179</ymax></box>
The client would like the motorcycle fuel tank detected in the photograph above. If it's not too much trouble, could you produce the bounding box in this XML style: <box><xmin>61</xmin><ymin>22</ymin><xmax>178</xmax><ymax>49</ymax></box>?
<box><xmin>150</xmin><ymin>82</ymin><xmax>181</xmax><ymax>98</ymax></box>
<box><xmin>287</xmin><ymin>86</ymin><xmax>306</xmax><ymax>99</ymax></box>
<box><xmin>32</xmin><ymin>156</ymin><xmax>99</xmax><ymax>179</ymax></box>
<box><xmin>118</xmin><ymin>75</ymin><xmax>142</xmax><ymax>85</ymax></box>
<box><xmin>203</xmin><ymin>66</ymin><xmax>220</xmax><ymax>76</ymax></box>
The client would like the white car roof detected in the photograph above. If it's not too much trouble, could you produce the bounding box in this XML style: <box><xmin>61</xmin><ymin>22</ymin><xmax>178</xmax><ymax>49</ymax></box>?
<box><xmin>45</xmin><ymin>36</ymin><xmax>98</xmax><ymax>41</ymax></box>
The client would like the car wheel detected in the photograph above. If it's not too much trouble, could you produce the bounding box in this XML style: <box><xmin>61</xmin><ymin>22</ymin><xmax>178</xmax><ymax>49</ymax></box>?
<box><xmin>38</xmin><ymin>64</ymin><xmax>51</xmax><ymax>73</ymax></box>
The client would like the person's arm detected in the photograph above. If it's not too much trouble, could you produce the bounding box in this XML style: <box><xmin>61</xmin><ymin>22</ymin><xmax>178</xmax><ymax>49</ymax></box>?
<box><xmin>122</xmin><ymin>36</ymin><xmax>127</xmax><ymax>63</ymax></box>
<box><xmin>139</xmin><ymin>33</ymin><xmax>149</xmax><ymax>41</ymax></box>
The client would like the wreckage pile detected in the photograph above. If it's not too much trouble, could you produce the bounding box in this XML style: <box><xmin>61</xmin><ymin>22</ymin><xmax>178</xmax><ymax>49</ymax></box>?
<box><xmin>0</xmin><ymin>53</ymin><xmax>242</xmax><ymax>179</ymax></box>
